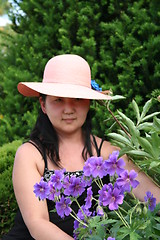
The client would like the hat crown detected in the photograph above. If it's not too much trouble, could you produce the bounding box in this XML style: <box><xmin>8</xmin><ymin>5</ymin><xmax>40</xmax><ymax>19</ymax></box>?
<box><xmin>43</xmin><ymin>54</ymin><xmax>91</xmax><ymax>88</ymax></box>
<box><xmin>17</xmin><ymin>54</ymin><xmax>112</xmax><ymax>100</ymax></box>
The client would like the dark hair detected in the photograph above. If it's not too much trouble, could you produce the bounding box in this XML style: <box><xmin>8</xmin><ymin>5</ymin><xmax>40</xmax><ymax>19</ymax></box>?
<box><xmin>30</xmin><ymin>100</ymin><xmax>93</xmax><ymax>168</ymax></box>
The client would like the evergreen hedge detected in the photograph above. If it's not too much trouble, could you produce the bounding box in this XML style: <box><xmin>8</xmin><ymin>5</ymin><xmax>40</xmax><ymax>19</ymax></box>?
<box><xmin>0</xmin><ymin>0</ymin><xmax>160</xmax><ymax>145</ymax></box>
<box><xmin>0</xmin><ymin>140</ymin><xmax>22</xmax><ymax>237</ymax></box>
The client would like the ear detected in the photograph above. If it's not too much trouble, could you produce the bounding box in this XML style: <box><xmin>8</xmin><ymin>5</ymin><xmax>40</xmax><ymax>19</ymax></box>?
<box><xmin>39</xmin><ymin>97</ymin><xmax>46</xmax><ymax>114</ymax></box>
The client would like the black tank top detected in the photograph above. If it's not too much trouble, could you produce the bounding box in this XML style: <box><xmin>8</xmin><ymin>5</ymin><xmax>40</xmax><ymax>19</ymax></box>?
<box><xmin>2</xmin><ymin>136</ymin><xmax>109</xmax><ymax>239</ymax></box>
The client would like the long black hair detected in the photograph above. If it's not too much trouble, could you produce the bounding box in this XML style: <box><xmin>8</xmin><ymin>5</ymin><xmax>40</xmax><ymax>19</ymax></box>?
<box><xmin>29</xmin><ymin>99</ymin><xmax>93</xmax><ymax>168</ymax></box>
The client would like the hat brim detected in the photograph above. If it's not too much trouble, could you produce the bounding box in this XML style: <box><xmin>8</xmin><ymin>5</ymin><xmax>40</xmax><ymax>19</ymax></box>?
<box><xmin>17</xmin><ymin>82</ymin><xmax>112</xmax><ymax>100</ymax></box>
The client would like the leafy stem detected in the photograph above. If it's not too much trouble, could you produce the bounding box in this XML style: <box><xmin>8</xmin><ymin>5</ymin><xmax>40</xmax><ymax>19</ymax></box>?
<box><xmin>114</xmin><ymin>209</ymin><xmax>130</xmax><ymax>228</ymax></box>
<box><xmin>129</xmin><ymin>201</ymin><xmax>140</xmax><ymax>225</ymax></box>
<box><xmin>106</xmin><ymin>101</ymin><xmax>131</xmax><ymax>138</ymax></box>
<box><xmin>74</xmin><ymin>198</ymin><xmax>88</xmax><ymax>222</ymax></box>
<box><xmin>70</xmin><ymin>212</ymin><xmax>88</xmax><ymax>227</ymax></box>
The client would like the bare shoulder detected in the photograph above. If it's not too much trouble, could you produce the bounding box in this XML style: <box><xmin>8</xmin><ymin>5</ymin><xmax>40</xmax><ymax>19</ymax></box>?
<box><xmin>94</xmin><ymin>135</ymin><xmax>119</xmax><ymax>160</ymax></box>
<box><xmin>14</xmin><ymin>142</ymin><xmax>44</xmax><ymax>175</ymax></box>
<box><xmin>15</xmin><ymin>142</ymin><xmax>41</xmax><ymax>158</ymax></box>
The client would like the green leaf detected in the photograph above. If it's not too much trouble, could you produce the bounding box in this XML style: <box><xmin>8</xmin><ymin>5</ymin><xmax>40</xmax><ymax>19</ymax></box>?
<box><xmin>149</xmin><ymin>161</ymin><xmax>160</xmax><ymax>169</ymax></box>
<box><xmin>131</xmin><ymin>135</ymin><xmax>139</xmax><ymax>149</ymax></box>
<box><xmin>149</xmin><ymin>132</ymin><xmax>160</xmax><ymax>157</ymax></box>
<box><xmin>118</xmin><ymin>129</ymin><xmax>130</xmax><ymax>138</ymax></box>
<box><xmin>153</xmin><ymin>116</ymin><xmax>160</xmax><ymax>132</ymax></box>
<box><xmin>110</xmin><ymin>95</ymin><xmax>126</xmax><ymax>101</ymax></box>
<box><xmin>107</xmin><ymin>133</ymin><xmax>132</xmax><ymax>147</ymax></box>
<box><xmin>96</xmin><ymin>226</ymin><xmax>105</xmax><ymax>239</ymax></box>
<box><xmin>117</xmin><ymin>110</ymin><xmax>140</xmax><ymax>147</ymax></box>
<box><xmin>86</xmin><ymin>236</ymin><xmax>102</xmax><ymax>240</ymax></box>
<box><xmin>153</xmin><ymin>223</ymin><xmax>160</xmax><ymax>231</ymax></box>
<box><xmin>119</xmin><ymin>147</ymin><xmax>134</xmax><ymax>157</ymax></box>
<box><xmin>99</xmin><ymin>218</ymin><xmax>117</xmax><ymax>225</ymax></box>
<box><xmin>136</xmin><ymin>220</ymin><xmax>152</xmax><ymax>230</ymax></box>
<box><xmin>125</xmin><ymin>150</ymin><xmax>152</xmax><ymax>158</ymax></box>
<box><xmin>132</xmin><ymin>99</ymin><xmax>140</xmax><ymax>123</ymax></box>
<box><xmin>137</xmin><ymin>136</ymin><xmax>157</xmax><ymax>158</ymax></box>
<box><xmin>116</xmin><ymin>227</ymin><xmax>130</xmax><ymax>240</ymax></box>
<box><xmin>142</xmin><ymin>112</ymin><xmax>160</xmax><ymax>122</ymax></box>
<box><xmin>137</xmin><ymin>122</ymin><xmax>153</xmax><ymax>131</ymax></box>
<box><xmin>130</xmin><ymin>231</ymin><xmax>142</xmax><ymax>240</ymax></box>
<box><xmin>140</xmin><ymin>99</ymin><xmax>152</xmax><ymax>120</ymax></box>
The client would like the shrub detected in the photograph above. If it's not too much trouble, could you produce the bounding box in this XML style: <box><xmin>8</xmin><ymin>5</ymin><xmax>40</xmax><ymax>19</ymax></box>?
<box><xmin>0</xmin><ymin>140</ymin><xmax>22</xmax><ymax>237</ymax></box>
<box><xmin>0</xmin><ymin>0</ymin><xmax>160</xmax><ymax>145</ymax></box>
<box><xmin>106</xmin><ymin>98</ymin><xmax>160</xmax><ymax>185</ymax></box>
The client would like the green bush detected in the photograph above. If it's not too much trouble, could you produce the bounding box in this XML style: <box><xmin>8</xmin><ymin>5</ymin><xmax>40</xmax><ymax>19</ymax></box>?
<box><xmin>0</xmin><ymin>0</ymin><xmax>160</xmax><ymax>145</ymax></box>
<box><xmin>106</xmin><ymin>98</ymin><xmax>160</xmax><ymax>185</ymax></box>
<box><xmin>0</xmin><ymin>140</ymin><xmax>22</xmax><ymax>237</ymax></box>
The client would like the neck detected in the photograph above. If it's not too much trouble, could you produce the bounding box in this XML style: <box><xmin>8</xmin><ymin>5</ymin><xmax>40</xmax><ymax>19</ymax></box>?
<box><xmin>57</xmin><ymin>129</ymin><xmax>84</xmax><ymax>143</ymax></box>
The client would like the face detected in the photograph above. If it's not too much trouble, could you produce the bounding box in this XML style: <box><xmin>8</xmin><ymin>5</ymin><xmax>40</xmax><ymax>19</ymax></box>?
<box><xmin>40</xmin><ymin>96</ymin><xmax>90</xmax><ymax>135</ymax></box>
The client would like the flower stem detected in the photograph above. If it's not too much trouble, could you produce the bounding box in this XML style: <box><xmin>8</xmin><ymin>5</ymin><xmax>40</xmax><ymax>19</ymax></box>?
<box><xmin>74</xmin><ymin>198</ymin><xmax>88</xmax><ymax>222</ymax></box>
<box><xmin>93</xmin><ymin>179</ymin><xmax>102</xmax><ymax>189</ymax></box>
<box><xmin>118</xmin><ymin>205</ymin><xmax>128</xmax><ymax>214</ymax></box>
<box><xmin>129</xmin><ymin>201</ymin><xmax>140</xmax><ymax>225</ymax></box>
<box><xmin>114</xmin><ymin>210</ymin><xmax>130</xmax><ymax>229</ymax></box>
<box><xmin>69</xmin><ymin>212</ymin><xmax>88</xmax><ymax>227</ymax></box>
<box><xmin>99</xmin><ymin>178</ymin><xmax>104</xmax><ymax>188</ymax></box>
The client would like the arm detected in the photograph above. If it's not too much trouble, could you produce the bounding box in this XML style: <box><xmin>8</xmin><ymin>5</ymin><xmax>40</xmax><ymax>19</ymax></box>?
<box><xmin>123</xmin><ymin>154</ymin><xmax>160</xmax><ymax>203</ymax></box>
<box><xmin>99</xmin><ymin>139</ymin><xmax>160</xmax><ymax>203</ymax></box>
<box><xmin>13</xmin><ymin>143</ymin><xmax>73</xmax><ymax>240</ymax></box>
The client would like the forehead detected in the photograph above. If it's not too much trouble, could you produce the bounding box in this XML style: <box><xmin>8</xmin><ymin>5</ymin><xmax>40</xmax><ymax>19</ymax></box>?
<box><xmin>46</xmin><ymin>95</ymin><xmax>90</xmax><ymax>101</ymax></box>
<box><xmin>46</xmin><ymin>96</ymin><xmax>73</xmax><ymax>100</ymax></box>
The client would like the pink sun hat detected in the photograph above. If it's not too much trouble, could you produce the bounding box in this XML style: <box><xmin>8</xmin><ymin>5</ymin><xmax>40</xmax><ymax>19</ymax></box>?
<box><xmin>17</xmin><ymin>54</ymin><xmax>112</xmax><ymax>100</ymax></box>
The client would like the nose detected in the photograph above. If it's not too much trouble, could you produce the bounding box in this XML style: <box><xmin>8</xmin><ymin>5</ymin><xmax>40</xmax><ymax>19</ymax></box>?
<box><xmin>63</xmin><ymin>98</ymin><xmax>75</xmax><ymax>114</ymax></box>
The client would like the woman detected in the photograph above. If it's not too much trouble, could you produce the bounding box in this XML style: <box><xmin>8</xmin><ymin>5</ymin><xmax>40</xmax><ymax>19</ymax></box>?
<box><xmin>3</xmin><ymin>54</ymin><xmax>160</xmax><ymax>240</ymax></box>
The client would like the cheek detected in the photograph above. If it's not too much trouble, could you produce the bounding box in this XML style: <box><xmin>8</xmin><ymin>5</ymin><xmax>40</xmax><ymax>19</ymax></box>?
<box><xmin>79</xmin><ymin>102</ymin><xmax>90</xmax><ymax>118</ymax></box>
<box><xmin>84</xmin><ymin>101</ymin><xmax>90</xmax><ymax>113</ymax></box>
<box><xmin>45</xmin><ymin>106</ymin><xmax>61</xmax><ymax>124</ymax></box>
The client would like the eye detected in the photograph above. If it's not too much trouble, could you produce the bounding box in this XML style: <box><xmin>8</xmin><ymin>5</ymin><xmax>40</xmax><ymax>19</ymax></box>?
<box><xmin>54</xmin><ymin>98</ymin><xmax>63</xmax><ymax>102</ymax></box>
<box><xmin>75</xmin><ymin>98</ymin><xmax>81</xmax><ymax>101</ymax></box>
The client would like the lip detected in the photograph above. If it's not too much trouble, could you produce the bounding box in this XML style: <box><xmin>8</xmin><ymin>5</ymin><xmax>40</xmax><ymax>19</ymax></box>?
<box><xmin>62</xmin><ymin>118</ymin><xmax>76</xmax><ymax>123</ymax></box>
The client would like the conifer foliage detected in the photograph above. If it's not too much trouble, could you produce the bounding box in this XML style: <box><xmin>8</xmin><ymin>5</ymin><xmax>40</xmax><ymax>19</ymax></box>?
<box><xmin>0</xmin><ymin>0</ymin><xmax>160</xmax><ymax>144</ymax></box>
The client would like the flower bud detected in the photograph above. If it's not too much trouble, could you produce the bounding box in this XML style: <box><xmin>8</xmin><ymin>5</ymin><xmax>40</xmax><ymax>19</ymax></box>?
<box><xmin>136</xmin><ymin>206</ymin><xmax>142</xmax><ymax>215</ymax></box>
<box><xmin>143</xmin><ymin>206</ymin><xmax>148</xmax><ymax>215</ymax></box>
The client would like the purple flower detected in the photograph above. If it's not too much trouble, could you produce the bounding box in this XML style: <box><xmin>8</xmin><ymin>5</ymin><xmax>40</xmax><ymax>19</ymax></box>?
<box><xmin>33</xmin><ymin>178</ymin><xmax>50</xmax><ymax>200</ymax></box>
<box><xmin>98</xmin><ymin>184</ymin><xmax>109</xmax><ymax>206</ymax></box>
<box><xmin>50</xmin><ymin>169</ymin><xmax>64</xmax><ymax>190</ymax></box>
<box><xmin>82</xmin><ymin>175</ymin><xmax>92</xmax><ymax>187</ymax></box>
<box><xmin>91</xmin><ymin>157</ymin><xmax>107</xmax><ymax>178</ymax></box>
<box><xmin>116</xmin><ymin>170</ymin><xmax>139</xmax><ymax>192</ymax></box>
<box><xmin>104</xmin><ymin>151</ymin><xmax>125</xmax><ymax>176</ymax></box>
<box><xmin>144</xmin><ymin>191</ymin><xmax>156</xmax><ymax>212</ymax></box>
<box><xmin>74</xmin><ymin>219</ymin><xmax>80</xmax><ymax>231</ymax></box>
<box><xmin>96</xmin><ymin>205</ymin><xmax>104</xmax><ymax>216</ymax></box>
<box><xmin>108</xmin><ymin>188</ymin><xmax>124</xmax><ymax>210</ymax></box>
<box><xmin>77</xmin><ymin>205</ymin><xmax>92</xmax><ymax>221</ymax></box>
<box><xmin>55</xmin><ymin>195</ymin><xmax>71</xmax><ymax>218</ymax></box>
<box><xmin>63</xmin><ymin>175</ymin><xmax>71</xmax><ymax>195</ymax></box>
<box><xmin>99</xmin><ymin>185</ymin><xmax>124</xmax><ymax>210</ymax></box>
<box><xmin>73</xmin><ymin>206</ymin><xmax>91</xmax><ymax>238</ymax></box>
<box><xmin>84</xmin><ymin>156</ymin><xmax>107</xmax><ymax>178</ymax></box>
<box><xmin>47</xmin><ymin>181</ymin><xmax>60</xmax><ymax>201</ymax></box>
<box><xmin>68</xmin><ymin>176</ymin><xmax>85</xmax><ymax>197</ymax></box>
<box><xmin>83</xmin><ymin>157</ymin><xmax>95</xmax><ymax>177</ymax></box>
<box><xmin>107</xmin><ymin>237</ymin><xmax>115</xmax><ymax>240</ymax></box>
<box><xmin>85</xmin><ymin>187</ymin><xmax>93</xmax><ymax>209</ymax></box>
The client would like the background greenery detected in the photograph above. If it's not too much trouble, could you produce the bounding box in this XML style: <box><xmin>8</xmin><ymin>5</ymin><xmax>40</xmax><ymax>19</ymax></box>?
<box><xmin>0</xmin><ymin>0</ymin><xmax>160</xmax><ymax>237</ymax></box>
